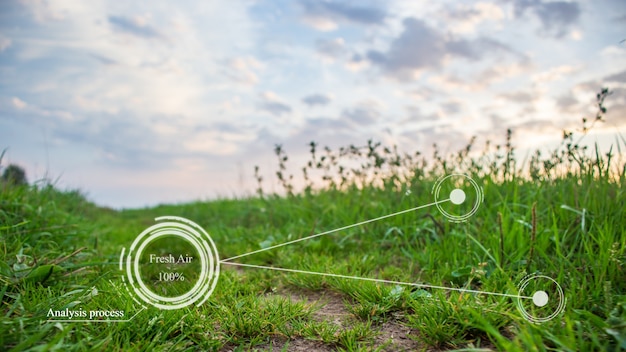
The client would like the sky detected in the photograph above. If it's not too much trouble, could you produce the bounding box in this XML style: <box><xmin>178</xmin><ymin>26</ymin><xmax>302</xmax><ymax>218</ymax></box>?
<box><xmin>1</xmin><ymin>0</ymin><xmax>625</xmax><ymax>209</ymax></box>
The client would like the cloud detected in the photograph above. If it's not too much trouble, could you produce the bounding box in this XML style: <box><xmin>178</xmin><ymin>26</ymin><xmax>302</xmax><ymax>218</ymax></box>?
<box><xmin>345</xmin><ymin>53</ymin><xmax>370</xmax><ymax>71</ymax></box>
<box><xmin>366</xmin><ymin>18</ymin><xmax>512</xmax><ymax>80</ymax></box>
<box><xmin>259</xmin><ymin>101</ymin><xmax>292</xmax><ymax>116</ymax></box>
<box><xmin>342</xmin><ymin>99</ymin><xmax>382</xmax><ymax>124</ymax></box>
<box><xmin>258</xmin><ymin>91</ymin><xmax>292</xmax><ymax>116</ymax></box>
<box><xmin>302</xmin><ymin>93</ymin><xmax>332</xmax><ymax>106</ymax></box>
<box><xmin>499</xmin><ymin>91</ymin><xmax>534</xmax><ymax>103</ymax></box>
<box><xmin>603</xmin><ymin>92</ymin><xmax>626</xmax><ymax>125</ymax></box>
<box><xmin>443</xmin><ymin>2</ymin><xmax>505</xmax><ymax>34</ymax></box>
<box><xmin>90</xmin><ymin>54</ymin><xmax>118</xmax><ymax>66</ymax></box>
<box><xmin>12</xmin><ymin>97</ymin><xmax>27</xmax><ymax>109</ymax></box>
<box><xmin>532</xmin><ymin>64</ymin><xmax>581</xmax><ymax>84</ymax></box>
<box><xmin>555</xmin><ymin>93</ymin><xmax>579</xmax><ymax>113</ymax></box>
<box><xmin>511</xmin><ymin>0</ymin><xmax>581</xmax><ymax>37</ymax></box>
<box><xmin>43</xmin><ymin>109</ymin><xmax>253</xmax><ymax>169</ymax></box>
<box><xmin>5</xmin><ymin>95</ymin><xmax>81</xmax><ymax>123</ymax></box>
<box><xmin>605</xmin><ymin>69</ymin><xmax>626</xmax><ymax>83</ymax></box>
<box><xmin>108</xmin><ymin>15</ymin><xmax>163</xmax><ymax>39</ymax></box>
<box><xmin>475</xmin><ymin>59</ymin><xmax>533</xmax><ymax>86</ymax></box>
<box><xmin>406</xmin><ymin>86</ymin><xmax>439</xmax><ymax>101</ymax></box>
<box><xmin>303</xmin><ymin>117</ymin><xmax>353</xmax><ymax>132</ymax></box>
<box><xmin>441</xmin><ymin>100</ymin><xmax>463</xmax><ymax>115</ymax></box>
<box><xmin>181</xmin><ymin>129</ymin><xmax>245</xmax><ymax>155</ymax></box>
<box><xmin>0</xmin><ymin>35</ymin><xmax>11</xmax><ymax>51</ymax></box>
<box><xmin>402</xmin><ymin>105</ymin><xmax>440</xmax><ymax>125</ymax></box>
<box><xmin>222</xmin><ymin>56</ymin><xmax>263</xmax><ymax>85</ymax></box>
<box><xmin>429</xmin><ymin>60</ymin><xmax>532</xmax><ymax>92</ymax></box>
<box><xmin>315</xmin><ymin>37</ymin><xmax>346</xmax><ymax>59</ymax></box>
<box><xmin>450</xmin><ymin>36</ymin><xmax>514</xmax><ymax>61</ymax></box>
<box><xmin>366</xmin><ymin>18</ymin><xmax>443</xmax><ymax>76</ymax></box>
<box><xmin>399</xmin><ymin>126</ymin><xmax>468</xmax><ymax>154</ymax></box>
<box><xmin>513</xmin><ymin>118</ymin><xmax>563</xmax><ymax>138</ymax></box>
<box><xmin>300</xmin><ymin>0</ymin><xmax>387</xmax><ymax>31</ymax></box>
<box><xmin>19</xmin><ymin>0</ymin><xmax>65</xmax><ymax>22</ymax></box>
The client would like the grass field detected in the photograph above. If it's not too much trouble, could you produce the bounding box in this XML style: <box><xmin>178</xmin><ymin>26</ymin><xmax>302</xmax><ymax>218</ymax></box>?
<box><xmin>1</xmin><ymin>92</ymin><xmax>626</xmax><ymax>351</ymax></box>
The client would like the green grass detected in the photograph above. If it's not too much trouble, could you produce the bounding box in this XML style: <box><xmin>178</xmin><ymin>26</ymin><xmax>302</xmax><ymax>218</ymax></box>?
<box><xmin>1</xmin><ymin>90</ymin><xmax>626</xmax><ymax>351</ymax></box>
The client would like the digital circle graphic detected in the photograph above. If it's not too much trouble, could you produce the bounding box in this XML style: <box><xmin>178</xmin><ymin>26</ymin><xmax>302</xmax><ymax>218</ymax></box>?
<box><xmin>532</xmin><ymin>290</ymin><xmax>549</xmax><ymax>307</ymax></box>
<box><xmin>432</xmin><ymin>174</ymin><xmax>484</xmax><ymax>222</ymax></box>
<box><xmin>120</xmin><ymin>216</ymin><xmax>220</xmax><ymax>310</ymax></box>
<box><xmin>449</xmin><ymin>189</ymin><xmax>466</xmax><ymax>205</ymax></box>
<box><xmin>517</xmin><ymin>275</ymin><xmax>565</xmax><ymax>323</ymax></box>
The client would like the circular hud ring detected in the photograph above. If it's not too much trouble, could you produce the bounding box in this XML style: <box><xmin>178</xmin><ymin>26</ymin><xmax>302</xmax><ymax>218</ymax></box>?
<box><xmin>432</xmin><ymin>173</ymin><xmax>484</xmax><ymax>222</ymax></box>
<box><xmin>516</xmin><ymin>274</ymin><xmax>566</xmax><ymax>323</ymax></box>
<box><xmin>121</xmin><ymin>216</ymin><xmax>220</xmax><ymax>310</ymax></box>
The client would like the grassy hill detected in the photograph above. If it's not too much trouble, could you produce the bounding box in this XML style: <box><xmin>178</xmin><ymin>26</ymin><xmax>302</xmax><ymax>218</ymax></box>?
<box><xmin>1</xmin><ymin>93</ymin><xmax>625</xmax><ymax>351</ymax></box>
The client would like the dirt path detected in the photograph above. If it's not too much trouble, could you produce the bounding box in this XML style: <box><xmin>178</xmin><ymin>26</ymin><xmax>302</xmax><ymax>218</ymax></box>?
<box><xmin>251</xmin><ymin>288</ymin><xmax>424</xmax><ymax>351</ymax></box>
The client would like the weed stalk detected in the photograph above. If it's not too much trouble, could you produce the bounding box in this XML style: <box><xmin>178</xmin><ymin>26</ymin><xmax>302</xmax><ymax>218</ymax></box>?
<box><xmin>526</xmin><ymin>202</ymin><xmax>537</xmax><ymax>273</ymax></box>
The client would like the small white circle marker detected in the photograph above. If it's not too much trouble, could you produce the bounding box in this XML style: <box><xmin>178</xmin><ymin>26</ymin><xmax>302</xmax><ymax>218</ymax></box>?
<box><xmin>532</xmin><ymin>291</ymin><xmax>549</xmax><ymax>307</ymax></box>
<box><xmin>449</xmin><ymin>189</ymin><xmax>466</xmax><ymax>205</ymax></box>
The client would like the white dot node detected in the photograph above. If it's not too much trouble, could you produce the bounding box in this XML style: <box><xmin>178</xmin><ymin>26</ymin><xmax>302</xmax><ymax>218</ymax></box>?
<box><xmin>449</xmin><ymin>189</ymin><xmax>466</xmax><ymax>205</ymax></box>
<box><xmin>532</xmin><ymin>291</ymin><xmax>549</xmax><ymax>307</ymax></box>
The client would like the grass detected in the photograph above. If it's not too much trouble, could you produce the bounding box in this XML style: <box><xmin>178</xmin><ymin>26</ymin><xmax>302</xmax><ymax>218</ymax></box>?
<box><xmin>1</xmin><ymin>89</ymin><xmax>625</xmax><ymax>351</ymax></box>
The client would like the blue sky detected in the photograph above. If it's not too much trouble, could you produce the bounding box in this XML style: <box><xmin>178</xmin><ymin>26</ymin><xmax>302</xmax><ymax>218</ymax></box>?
<box><xmin>1</xmin><ymin>0</ymin><xmax>625</xmax><ymax>208</ymax></box>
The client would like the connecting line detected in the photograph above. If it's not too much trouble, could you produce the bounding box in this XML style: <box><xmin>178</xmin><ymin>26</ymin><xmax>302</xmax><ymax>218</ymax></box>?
<box><xmin>221</xmin><ymin>199</ymin><xmax>450</xmax><ymax>262</ymax></box>
<box><xmin>221</xmin><ymin>262</ymin><xmax>532</xmax><ymax>300</ymax></box>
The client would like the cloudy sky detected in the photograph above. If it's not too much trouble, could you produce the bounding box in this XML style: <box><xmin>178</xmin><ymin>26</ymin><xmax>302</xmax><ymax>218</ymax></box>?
<box><xmin>1</xmin><ymin>0</ymin><xmax>625</xmax><ymax>208</ymax></box>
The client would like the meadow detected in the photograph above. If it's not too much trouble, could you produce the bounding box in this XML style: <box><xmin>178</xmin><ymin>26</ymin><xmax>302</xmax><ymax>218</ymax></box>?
<box><xmin>1</xmin><ymin>88</ymin><xmax>625</xmax><ymax>351</ymax></box>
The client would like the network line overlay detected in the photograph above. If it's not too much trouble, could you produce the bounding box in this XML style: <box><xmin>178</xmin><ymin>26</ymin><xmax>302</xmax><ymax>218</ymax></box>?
<box><xmin>115</xmin><ymin>173</ymin><xmax>565</xmax><ymax>324</ymax></box>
